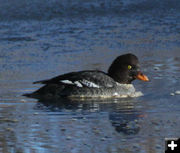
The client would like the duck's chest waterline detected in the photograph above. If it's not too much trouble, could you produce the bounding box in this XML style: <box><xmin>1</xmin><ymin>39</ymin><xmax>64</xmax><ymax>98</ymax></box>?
<box><xmin>64</xmin><ymin>83</ymin><xmax>142</xmax><ymax>98</ymax></box>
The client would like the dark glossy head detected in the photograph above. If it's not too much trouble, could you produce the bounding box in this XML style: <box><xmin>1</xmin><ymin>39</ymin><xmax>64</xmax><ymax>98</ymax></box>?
<box><xmin>108</xmin><ymin>53</ymin><xmax>149</xmax><ymax>84</ymax></box>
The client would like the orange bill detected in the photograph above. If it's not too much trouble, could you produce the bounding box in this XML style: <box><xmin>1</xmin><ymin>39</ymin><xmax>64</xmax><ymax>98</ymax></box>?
<box><xmin>135</xmin><ymin>72</ymin><xmax>149</xmax><ymax>81</ymax></box>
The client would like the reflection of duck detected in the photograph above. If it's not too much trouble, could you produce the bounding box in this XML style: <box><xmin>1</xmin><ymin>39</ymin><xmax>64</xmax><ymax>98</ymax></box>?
<box><xmin>34</xmin><ymin>98</ymin><xmax>142</xmax><ymax>135</ymax></box>
<box><xmin>109</xmin><ymin>111</ymin><xmax>141</xmax><ymax>134</ymax></box>
<box><xmin>24</xmin><ymin>53</ymin><xmax>149</xmax><ymax>99</ymax></box>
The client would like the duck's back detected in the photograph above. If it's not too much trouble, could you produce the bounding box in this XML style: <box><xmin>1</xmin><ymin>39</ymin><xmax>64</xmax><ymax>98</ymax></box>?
<box><xmin>26</xmin><ymin>70</ymin><xmax>121</xmax><ymax>98</ymax></box>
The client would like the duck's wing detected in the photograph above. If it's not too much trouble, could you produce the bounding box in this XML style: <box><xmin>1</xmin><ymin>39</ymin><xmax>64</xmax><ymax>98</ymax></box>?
<box><xmin>33</xmin><ymin>70</ymin><xmax>115</xmax><ymax>88</ymax></box>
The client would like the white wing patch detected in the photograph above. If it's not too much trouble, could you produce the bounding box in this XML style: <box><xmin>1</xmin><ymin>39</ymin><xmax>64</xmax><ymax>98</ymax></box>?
<box><xmin>74</xmin><ymin>81</ymin><xmax>83</xmax><ymax>87</ymax></box>
<box><xmin>60</xmin><ymin>80</ymin><xmax>74</xmax><ymax>84</ymax></box>
<box><xmin>60</xmin><ymin>79</ymin><xmax>100</xmax><ymax>88</ymax></box>
<box><xmin>61</xmin><ymin>80</ymin><xmax>83</xmax><ymax>87</ymax></box>
<box><xmin>80</xmin><ymin>79</ymin><xmax>100</xmax><ymax>88</ymax></box>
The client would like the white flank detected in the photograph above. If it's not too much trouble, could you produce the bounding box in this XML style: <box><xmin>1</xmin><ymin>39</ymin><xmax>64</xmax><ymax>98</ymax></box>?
<box><xmin>60</xmin><ymin>80</ymin><xmax>74</xmax><ymax>84</ymax></box>
<box><xmin>81</xmin><ymin>79</ymin><xmax>100</xmax><ymax>88</ymax></box>
<box><xmin>74</xmin><ymin>81</ymin><xmax>83</xmax><ymax>87</ymax></box>
<box><xmin>113</xmin><ymin>92</ymin><xmax>119</xmax><ymax>96</ymax></box>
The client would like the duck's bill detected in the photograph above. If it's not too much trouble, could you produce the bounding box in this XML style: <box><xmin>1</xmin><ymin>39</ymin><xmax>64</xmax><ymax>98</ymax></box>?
<box><xmin>135</xmin><ymin>72</ymin><xmax>149</xmax><ymax>81</ymax></box>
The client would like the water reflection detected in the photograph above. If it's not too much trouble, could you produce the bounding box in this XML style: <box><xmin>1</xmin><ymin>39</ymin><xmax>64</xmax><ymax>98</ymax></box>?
<box><xmin>0</xmin><ymin>96</ymin><xmax>145</xmax><ymax>152</ymax></box>
<box><xmin>34</xmin><ymin>97</ymin><xmax>143</xmax><ymax>135</ymax></box>
<box><xmin>109</xmin><ymin>109</ymin><xmax>141</xmax><ymax>134</ymax></box>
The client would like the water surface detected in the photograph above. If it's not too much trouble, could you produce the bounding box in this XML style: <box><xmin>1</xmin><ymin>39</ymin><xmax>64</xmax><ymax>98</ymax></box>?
<box><xmin>0</xmin><ymin>0</ymin><xmax>180</xmax><ymax>153</ymax></box>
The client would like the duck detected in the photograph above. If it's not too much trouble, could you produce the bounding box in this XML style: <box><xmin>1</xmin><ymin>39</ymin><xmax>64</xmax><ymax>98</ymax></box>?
<box><xmin>24</xmin><ymin>53</ymin><xmax>149</xmax><ymax>99</ymax></box>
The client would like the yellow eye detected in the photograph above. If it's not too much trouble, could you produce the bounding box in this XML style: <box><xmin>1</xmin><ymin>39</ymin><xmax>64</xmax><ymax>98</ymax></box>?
<box><xmin>128</xmin><ymin>65</ymin><xmax>132</xmax><ymax>70</ymax></box>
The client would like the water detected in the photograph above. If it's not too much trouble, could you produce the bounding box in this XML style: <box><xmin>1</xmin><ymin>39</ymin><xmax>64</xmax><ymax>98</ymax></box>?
<box><xmin>0</xmin><ymin>0</ymin><xmax>180</xmax><ymax>152</ymax></box>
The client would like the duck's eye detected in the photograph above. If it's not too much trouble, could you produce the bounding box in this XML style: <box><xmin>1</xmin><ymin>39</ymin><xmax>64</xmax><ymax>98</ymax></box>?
<box><xmin>128</xmin><ymin>65</ymin><xmax>132</xmax><ymax>70</ymax></box>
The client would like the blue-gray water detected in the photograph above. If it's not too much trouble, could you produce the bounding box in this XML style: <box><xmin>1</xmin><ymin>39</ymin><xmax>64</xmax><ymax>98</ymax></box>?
<box><xmin>0</xmin><ymin>0</ymin><xmax>180</xmax><ymax>153</ymax></box>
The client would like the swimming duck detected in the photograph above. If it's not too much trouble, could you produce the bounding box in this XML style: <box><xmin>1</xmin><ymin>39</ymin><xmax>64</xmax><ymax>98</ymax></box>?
<box><xmin>24</xmin><ymin>53</ymin><xmax>149</xmax><ymax>99</ymax></box>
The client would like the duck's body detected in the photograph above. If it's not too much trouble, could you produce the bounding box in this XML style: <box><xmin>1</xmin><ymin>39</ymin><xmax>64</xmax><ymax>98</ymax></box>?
<box><xmin>24</xmin><ymin>54</ymin><xmax>148</xmax><ymax>99</ymax></box>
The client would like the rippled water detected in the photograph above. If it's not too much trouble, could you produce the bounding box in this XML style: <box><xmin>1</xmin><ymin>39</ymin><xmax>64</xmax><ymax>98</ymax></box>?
<box><xmin>0</xmin><ymin>0</ymin><xmax>180</xmax><ymax>153</ymax></box>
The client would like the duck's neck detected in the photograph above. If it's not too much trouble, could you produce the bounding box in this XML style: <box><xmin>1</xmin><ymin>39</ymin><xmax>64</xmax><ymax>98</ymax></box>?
<box><xmin>107</xmin><ymin>72</ymin><xmax>130</xmax><ymax>84</ymax></box>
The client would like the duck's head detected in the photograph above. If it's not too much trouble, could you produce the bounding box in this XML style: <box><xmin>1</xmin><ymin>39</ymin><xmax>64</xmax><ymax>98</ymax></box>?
<box><xmin>108</xmin><ymin>53</ymin><xmax>149</xmax><ymax>84</ymax></box>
